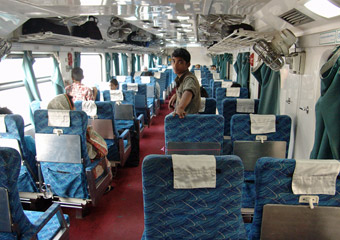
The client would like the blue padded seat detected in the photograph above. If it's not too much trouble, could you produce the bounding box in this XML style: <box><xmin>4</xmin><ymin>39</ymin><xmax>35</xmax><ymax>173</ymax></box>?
<box><xmin>215</xmin><ymin>87</ymin><xmax>249</xmax><ymax>114</ymax></box>
<box><xmin>248</xmin><ymin>157</ymin><xmax>340</xmax><ymax>239</ymax></box>
<box><xmin>221</xmin><ymin>99</ymin><xmax>259</xmax><ymax>155</ymax></box>
<box><xmin>230</xmin><ymin>114</ymin><xmax>292</xmax><ymax>209</ymax></box>
<box><xmin>0</xmin><ymin>114</ymin><xmax>38</xmax><ymax>193</ymax></box>
<box><xmin>34</xmin><ymin>109</ymin><xmax>111</xmax><ymax>203</ymax></box>
<box><xmin>164</xmin><ymin>114</ymin><xmax>224</xmax><ymax>154</ymax></box>
<box><xmin>198</xmin><ymin>98</ymin><xmax>216</xmax><ymax>114</ymax></box>
<box><xmin>0</xmin><ymin>147</ymin><xmax>69</xmax><ymax>240</ymax></box>
<box><xmin>142</xmin><ymin>154</ymin><xmax>246</xmax><ymax>240</ymax></box>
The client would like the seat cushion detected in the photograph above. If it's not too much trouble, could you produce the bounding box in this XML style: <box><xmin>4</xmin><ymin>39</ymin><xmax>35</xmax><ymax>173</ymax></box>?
<box><xmin>25</xmin><ymin>210</ymin><xmax>69</xmax><ymax>240</ymax></box>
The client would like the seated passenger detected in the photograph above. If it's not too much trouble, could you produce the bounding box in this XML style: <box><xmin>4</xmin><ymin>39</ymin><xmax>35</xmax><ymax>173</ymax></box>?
<box><xmin>200</xmin><ymin>86</ymin><xmax>209</xmax><ymax>98</ymax></box>
<box><xmin>231</xmin><ymin>82</ymin><xmax>241</xmax><ymax>88</ymax></box>
<box><xmin>141</xmin><ymin>66</ymin><xmax>153</xmax><ymax>77</ymax></box>
<box><xmin>65</xmin><ymin>67</ymin><xmax>95</xmax><ymax>102</ymax></box>
<box><xmin>210</xmin><ymin>65</ymin><xmax>217</xmax><ymax>71</ymax></box>
<box><xmin>195</xmin><ymin>64</ymin><xmax>201</xmax><ymax>70</ymax></box>
<box><xmin>47</xmin><ymin>94</ymin><xmax>109</xmax><ymax>163</ymax></box>
<box><xmin>110</xmin><ymin>77</ymin><xmax>119</xmax><ymax>90</ymax></box>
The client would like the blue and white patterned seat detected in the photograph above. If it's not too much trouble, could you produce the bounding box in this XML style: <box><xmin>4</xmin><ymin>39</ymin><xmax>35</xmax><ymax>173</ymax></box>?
<box><xmin>230</xmin><ymin>114</ymin><xmax>292</xmax><ymax>208</ymax></box>
<box><xmin>164</xmin><ymin>114</ymin><xmax>224</xmax><ymax>154</ymax></box>
<box><xmin>34</xmin><ymin>109</ymin><xmax>112</xmax><ymax>208</ymax></box>
<box><xmin>74</xmin><ymin>101</ymin><xmax>131</xmax><ymax>166</ymax></box>
<box><xmin>248</xmin><ymin>157</ymin><xmax>340</xmax><ymax>239</ymax></box>
<box><xmin>141</xmin><ymin>154</ymin><xmax>246</xmax><ymax>240</ymax></box>
<box><xmin>0</xmin><ymin>114</ymin><xmax>38</xmax><ymax>193</ymax></box>
<box><xmin>216</xmin><ymin>87</ymin><xmax>249</xmax><ymax>114</ymax></box>
<box><xmin>198</xmin><ymin>98</ymin><xmax>216</xmax><ymax>114</ymax></box>
<box><xmin>221</xmin><ymin>99</ymin><xmax>259</xmax><ymax>155</ymax></box>
<box><xmin>0</xmin><ymin>147</ymin><xmax>69</xmax><ymax>240</ymax></box>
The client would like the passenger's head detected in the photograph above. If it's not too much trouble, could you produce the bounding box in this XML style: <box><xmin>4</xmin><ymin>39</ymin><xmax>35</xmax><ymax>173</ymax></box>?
<box><xmin>71</xmin><ymin>67</ymin><xmax>84</xmax><ymax>82</ymax></box>
<box><xmin>143</xmin><ymin>66</ymin><xmax>148</xmax><ymax>72</ymax></box>
<box><xmin>0</xmin><ymin>107</ymin><xmax>13</xmax><ymax>114</ymax></box>
<box><xmin>210</xmin><ymin>65</ymin><xmax>216</xmax><ymax>70</ymax></box>
<box><xmin>195</xmin><ymin>64</ymin><xmax>201</xmax><ymax>69</ymax></box>
<box><xmin>47</xmin><ymin>94</ymin><xmax>74</xmax><ymax>110</ymax></box>
<box><xmin>231</xmin><ymin>82</ymin><xmax>241</xmax><ymax>88</ymax></box>
<box><xmin>171</xmin><ymin>48</ymin><xmax>191</xmax><ymax>75</ymax></box>
<box><xmin>110</xmin><ymin>78</ymin><xmax>119</xmax><ymax>90</ymax></box>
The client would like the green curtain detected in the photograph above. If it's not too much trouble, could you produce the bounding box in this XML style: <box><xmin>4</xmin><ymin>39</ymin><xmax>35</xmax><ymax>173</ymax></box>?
<box><xmin>252</xmin><ymin>62</ymin><xmax>280</xmax><ymax>114</ymax></box>
<box><xmin>310</xmin><ymin>47</ymin><xmax>340</xmax><ymax>159</ymax></box>
<box><xmin>212</xmin><ymin>55</ymin><xmax>218</xmax><ymax>68</ymax></box>
<box><xmin>131</xmin><ymin>53</ymin><xmax>136</xmax><ymax>76</ymax></box>
<box><xmin>121</xmin><ymin>53</ymin><xmax>128</xmax><ymax>75</ymax></box>
<box><xmin>105</xmin><ymin>53</ymin><xmax>112</xmax><ymax>81</ymax></box>
<box><xmin>51</xmin><ymin>54</ymin><xmax>65</xmax><ymax>95</ymax></box>
<box><xmin>234</xmin><ymin>52</ymin><xmax>250</xmax><ymax>88</ymax></box>
<box><xmin>148</xmin><ymin>54</ymin><xmax>155</xmax><ymax>68</ymax></box>
<box><xmin>22</xmin><ymin>51</ymin><xmax>41</xmax><ymax>123</ymax></box>
<box><xmin>136</xmin><ymin>55</ymin><xmax>141</xmax><ymax>71</ymax></box>
<box><xmin>112</xmin><ymin>53</ymin><xmax>119</xmax><ymax>76</ymax></box>
<box><xmin>157</xmin><ymin>55</ymin><xmax>162</xmax><ymax>65</ymax></box>
<box><xmin>219</xmin><ymin>54</ymin><xmax>229</xmax><ymax>79</ymax></box>
<box><xmin>74</xmin><ymin>52</ymin><xmax>81</xmax><ymax>67</ymax></box>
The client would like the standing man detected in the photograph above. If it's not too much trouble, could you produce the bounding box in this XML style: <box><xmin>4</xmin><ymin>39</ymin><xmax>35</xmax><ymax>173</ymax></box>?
<box><xmin>65</xmin><ymin>67</ymin><xmax>95</xmax><ymax>102</ymax></box>
<box><xmin>168</xmin><ymin>48</ymin><xmax>201</xmax><ymax>118</ymax></box>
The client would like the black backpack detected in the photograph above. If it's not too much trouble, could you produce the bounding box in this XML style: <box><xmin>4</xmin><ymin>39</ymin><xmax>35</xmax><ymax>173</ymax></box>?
<box><xmin>72</xmin><ymin>16</ymin><xmax>103</xmax><ymax>40</ymax></box>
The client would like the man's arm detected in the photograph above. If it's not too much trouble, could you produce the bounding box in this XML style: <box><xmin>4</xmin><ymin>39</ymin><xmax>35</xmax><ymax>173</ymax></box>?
<box><xmin>168</xmin><ymin>93</ymin><xmax>177</xmax><ymax>110</ymax></box>
<box><xmin>173</xmin><ymin>90</ymin><xmax>193</xmax><ymax>118</ymax></box>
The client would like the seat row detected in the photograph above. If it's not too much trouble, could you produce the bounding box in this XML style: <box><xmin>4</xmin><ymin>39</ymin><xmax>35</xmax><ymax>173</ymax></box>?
<box><xmin>141</xmin><ymin>154</ymin><xmax>340</xmax><ymax>240</ymax></box>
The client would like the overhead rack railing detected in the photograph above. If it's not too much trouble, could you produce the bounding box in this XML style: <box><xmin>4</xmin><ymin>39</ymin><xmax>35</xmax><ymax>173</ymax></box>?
<box><xmin>207</xmin><ymin>29</ymin><xmax>275</xmax><ymax>53</ymax></box>
<box><xmin>11</xmin><ymin>32</ymin><xmax>161</xmax><ymax>54</ymax></box>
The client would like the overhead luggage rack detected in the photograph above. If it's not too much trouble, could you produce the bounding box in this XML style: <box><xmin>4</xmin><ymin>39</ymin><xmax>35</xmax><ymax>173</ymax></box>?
<box><xmin>12</xmin><ymin>32</ymin><xmax>160</xmax><ymax>53</ymax></box>
<box><xmin>207</xmin><ymin>29</ymin><xmax>275</xmax><ymax>53</ymax></box>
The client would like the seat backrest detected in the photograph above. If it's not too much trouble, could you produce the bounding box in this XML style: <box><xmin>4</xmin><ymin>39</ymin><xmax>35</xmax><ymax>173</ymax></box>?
<box><xmin>74</xmin><ymin>101</ymin><xmax>118</xmax><ymax>139</ymax></box>
<box><xmin>0</xmin><ymin>147</ymin><xmax>35</xmax><ymax>239</ymax></box>
<box><xmin>199</xmin><ymin>98</ymin><xmax>216</xmax><ymax>114</ymax></box>
<box><xmin>34</xmin><ymin>109</ymin><xmax>90</xmax><ymax>166</ymax></box>
<box><xmin>216</xmin><ymin>87</ymin><xmax>249</xmax><ymax>114</ymax></box>
<box><xmin>230</xmin><ymin>114</ymin><xmax>291</xmax><ymax>157</ymax></box>
<box><xmin>0</xmin><ymin>114</ymin><xmax>38</xmax><ymax>178</ymax></box>
<box><xmin>142</xmin><ymin>154</ymin><xmax>246</xmax><ymax>239</ymax></box>
<box><xmin>164</xmin><ymin>114</ymin><xmax>224</xmax><ymax>154</ymax></box>
<box><xmin>250</xmin><ymin>158</ymin><xmax>340</xmax><ymax>240</ymax></box>
<box><xmin>222</xmin><ymin>98</ymin><xmax>259</xmax><ymax>136</ymax></box>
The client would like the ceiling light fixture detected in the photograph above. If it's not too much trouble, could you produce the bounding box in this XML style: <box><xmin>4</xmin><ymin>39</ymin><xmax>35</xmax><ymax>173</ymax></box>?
<box><xmin>304</xmin><ymin>0</ymin><xmax>340</xmax><ymax>18</ymax></box>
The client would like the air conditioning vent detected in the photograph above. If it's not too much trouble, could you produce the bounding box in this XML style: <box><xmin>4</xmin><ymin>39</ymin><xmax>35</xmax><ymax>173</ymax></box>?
<box><xmin>279</xmin><ymin>8</ymin><xmax>314</xmax><ymax>26</ymax></box>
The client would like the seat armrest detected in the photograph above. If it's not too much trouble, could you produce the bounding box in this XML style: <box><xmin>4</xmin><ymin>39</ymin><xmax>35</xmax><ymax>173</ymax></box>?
<box><xmin>32</xmin><ymin>203</ymin><xmax>69</xmax><ymax>235</ymax></box>
<box><xmin>119</xmin><ymin>129</ymin><xmax>130</xmax><ymax>141</ymax></box>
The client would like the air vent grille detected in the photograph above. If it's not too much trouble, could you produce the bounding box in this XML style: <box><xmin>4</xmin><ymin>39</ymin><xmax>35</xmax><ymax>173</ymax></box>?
<box><xmin>279</xmin><ymin>8</ymin><xmax>314</xmax><ymax>26</ymax></box>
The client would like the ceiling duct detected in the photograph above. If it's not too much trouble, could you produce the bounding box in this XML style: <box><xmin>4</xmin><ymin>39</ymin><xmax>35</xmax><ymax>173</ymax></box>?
<box><xmin>198</xmin><ymin>14</ymin><xmax>245</xmax><ymax>42</ymax></box>
<box><xmin>279</xmin><ymin>9</ymin><xmax>314</xmax><ymax>26</ymax></box>
<box><xmin>0</xmin><ymin>38</ymin><xmax>11</xmax><ymax>61</ymax></box>
<box><xmin>107</xmin><ymin>25</ymin><xmax>132</xmax><ymax>41</ymax></box>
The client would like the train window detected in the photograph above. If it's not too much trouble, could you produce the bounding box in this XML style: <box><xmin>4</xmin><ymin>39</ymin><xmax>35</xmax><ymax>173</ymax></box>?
<box><xmin>0</xmin><ymin>55</ymin><xmax>55</xmax><ymax>125</ymax></box>
<box><xmin>80</xmin><ymin>54</ymin><xmax>103</xmax><ymax>86</ymax></box>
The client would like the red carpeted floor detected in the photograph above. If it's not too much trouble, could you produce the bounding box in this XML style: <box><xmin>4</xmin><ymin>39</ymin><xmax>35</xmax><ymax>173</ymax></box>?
<box><xmin>64</xmin><ymin>103</ymin><xmax>171</xmax><ymax>240</ymax></box>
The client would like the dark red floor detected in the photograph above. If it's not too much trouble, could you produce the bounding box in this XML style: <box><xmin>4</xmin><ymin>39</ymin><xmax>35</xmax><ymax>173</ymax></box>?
<box><xmin>64</xmin><ymin>103</ymin><xmax>171</xmax><ymax>240</ymax></box>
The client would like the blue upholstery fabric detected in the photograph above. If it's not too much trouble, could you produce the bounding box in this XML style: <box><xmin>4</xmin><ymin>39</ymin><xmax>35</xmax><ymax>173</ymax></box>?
<box><xmin>142</xmin><ymin>154</ymin><xmax>246</xmax><ymax>240</ymax></box>
<box><xmin>222</xmin><ymin>99</ymin><xmax>259</xmax><ymax>136</ymax></box>
<box><xmin>0</xmin><ymin>147</ymin><xmax>69</xmax><ymax>240</ymax></box>
<box><xmin>230</xmin><ymin>114</ymin><xmax>292</xmax><ymax>209</ymax></box>
<box><xmin>216</xmin><ymin>87</ymin><xmax>249</xmax><ymax>114</ymax></box>
<box><xmin>199</xmin><ymin>98</ymin><xmax>216</xmax><ymax>114</ymax></box>
<box><xmin>34</xmin><ymin>110</ymin><xmax>90</xmax><ymax>199</ymax></box>
<box><xmin>0</xmin><ymin>114</ymin><xmax>38</xmax><ymax>192</ymax></box>
<box><xmin>212</xmin><ymin>81</ymin><xmax>222</xmax><ymax>98</ymax></box>
<box><xmin>74</xmin><ymin>101</ymin><xmax>122</xmax><ymax>162</ymax></box>
<box><xmin>230</xmin><ymin>114</ymin><xmax>291</xmax><ymax>156</ymax></box>
<box><xmin>25</xmin><ymin>210</ymin><xmax>70</xmax><ymax>240</ymax></box>
<box><xmin>204</xmin><ymin>86</ymin><xmax>212</xmax><ymax>98</ymax></box>
<box><xmin>249</xmin><ymin>158</ymin><xmax>340</xmax><ymax>240</ymax></box>
<box><xmin>164</xmin><ymin>114</ymin><xmax>224</xmax><ymax>154</ymax></box>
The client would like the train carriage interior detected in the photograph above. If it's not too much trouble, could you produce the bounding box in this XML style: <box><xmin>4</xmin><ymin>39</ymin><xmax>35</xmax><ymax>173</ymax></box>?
<box><xmin>1</xmin><ymin>0</ymin><xmax>340</xmax><ymax>239</ymax></box>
